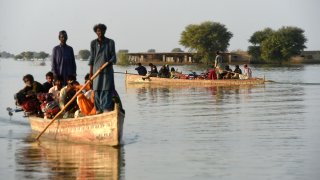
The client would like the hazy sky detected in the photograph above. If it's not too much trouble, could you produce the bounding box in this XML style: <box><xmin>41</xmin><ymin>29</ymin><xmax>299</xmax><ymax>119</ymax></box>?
<box><xmin>0</xmin><ymin>0</ymin><xmax>319</xmax><ymax>54</ymax></box>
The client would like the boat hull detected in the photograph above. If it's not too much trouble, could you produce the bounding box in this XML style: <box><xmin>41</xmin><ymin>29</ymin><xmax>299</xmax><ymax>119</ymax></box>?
<box><xmin>125</xmin><ymin>74</ymin><xmax>265</xmax><ymax>86</ymax></box>
<box><xmin>29</xmin><ymin>106</ymin><xmax>125</xmax><ymax>146</ymax></box>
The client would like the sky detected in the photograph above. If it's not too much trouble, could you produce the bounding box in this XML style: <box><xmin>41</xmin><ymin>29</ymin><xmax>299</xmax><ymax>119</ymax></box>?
<box><xmin>0</xmin><ymin>0</ymin><xmax>319</xmax><ymax>55</ymax></box>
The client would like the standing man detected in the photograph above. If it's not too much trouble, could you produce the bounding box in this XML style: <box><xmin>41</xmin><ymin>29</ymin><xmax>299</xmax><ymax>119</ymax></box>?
<box><xmin>51</xmin><ymin>30</ymin><xmax>77</xmax><ymax>86</ymax></box>
<box><xmin>89</xmin><ymin>23</ymin><xmax>117</xmax><ymax>113</ymax></box>
<box><xmin>214</xmin><ymin>51</ymin><xmax>223</xmax><ymax>79</ymax></box>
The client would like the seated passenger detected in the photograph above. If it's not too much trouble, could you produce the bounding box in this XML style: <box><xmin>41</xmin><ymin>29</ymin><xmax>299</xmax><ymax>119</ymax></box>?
<box><xmin>158</xmin><ymin>65</ymin><xmax>170</xmax><ymax>78</ymax></box>
<box><xmin>135</xmin><ymin>63</ymin><xmax>147</xmax><ymax>76</ymax></box>
<box><xmin>38</xmin><ymin>93</ymin><xmax>60</xmax><ymax>119</ymax></box>
<box><xmin>75</xmin><ymin>74</ymin><xmax>96</xmax><ymax>117</ymax></box>
<box><xmin>59</xmin><ymin>75</ymin><xmax>79</xmax><ymax>118</ymax></box>
<box><xmin>142</xmin><ymin>63</ymin><xmax>158</xmax><ymax>80</ymax></box>
<box><xmin>42</xmin><ymin>71</ymin><xmax>54</xmax><ymax>93</ymax></box>
<box><xmin>232</xmin><ymin>65</ymin><xmax>242</xmax><ymax>79</ymax></box>
<box><xmin>150</xmin><ymin>63</ymin><xmax>158</xmax><ymax>74</ymax></box>
<box><xmin>14</xmin><ymin>74</ymin><xmax>45</xmax><ymax>116</ymax></box>
<box><xmin>207</xmin><ymin>65</ymin><xmax>217</xmax><ymax>80</ymax></box>
<box><xmin>239</xmin><ymin>64</ymin><xmax>252</xmax><ymax>79</ymax></box>
<box><xmin>48</xmin><ymin>75</ymin><xmax>63</xmax><ymax>101</ymax></box>
<box><xmin>170</xmin><ymin>67</ymin><xmax>177</xmax><ymax>79</ymax></box>
<box><xmin>222</xmin><ymin>65</ymin><xmax>233</xmax><ymax>79</ymax></box>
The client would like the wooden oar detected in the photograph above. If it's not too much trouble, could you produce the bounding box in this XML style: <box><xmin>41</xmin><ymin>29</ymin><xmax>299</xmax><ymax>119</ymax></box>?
<box><xmin>35</xmin><ymin>62</ymin><xmax>110</xmax><ymax>141</ymax></box>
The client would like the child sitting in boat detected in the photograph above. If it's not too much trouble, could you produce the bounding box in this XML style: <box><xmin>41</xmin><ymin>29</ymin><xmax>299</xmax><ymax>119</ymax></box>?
<box><xmin>42</xmin><ymin>71</ymin><xmax>54</xmax><ymax>93</ymax></box>
<box><xmin>48</xmin><ymin>75</ymin><xmax>63</xmax><ymax>101</ymax></box>
<box><xmin>14</xmin><ymin>74</ymin><xmax>45</xmax><ymax>116</ymax></box>
<box><xmin>74</xmin><ymin>74</ymin><xmax>96</xmax><ymax>117</ymax></box>
<box><xmin>37</xmin><ymin>93</ymin><xmax>60</xmax><ymax>119</ymax></box>
<box><xmin>59</xmin><ymin>75</ymin><xmax>79</xmax><ymax>118</ymax></box>
<box><xmin>75</xmin><ymin>74</ymin><xmax>124</xmax><ymax>117</ymax></box>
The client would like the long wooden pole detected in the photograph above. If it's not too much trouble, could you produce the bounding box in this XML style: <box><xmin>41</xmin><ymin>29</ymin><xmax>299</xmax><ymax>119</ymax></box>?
<box><xmin>35</xmin><ymin>62</ymin><xmax>109</xmax><ymax>140</ymax></box>
<box><xmin>114</xmin><ymin>71</ymin><xmax>138</xmax><ymax>75</ymax></box>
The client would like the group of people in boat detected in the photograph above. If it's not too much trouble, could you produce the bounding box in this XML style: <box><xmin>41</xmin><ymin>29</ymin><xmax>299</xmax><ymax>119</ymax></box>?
<box><xmin>14</xmin><ymin>23</ymin><xmax>122</xmax><ymax>119</ymax></box>
<box><xmin>135</xmin><ymin>51</ymin><xmax>253</xmax><ymax>80</ymax></box>
<box><xmin>135</xmin><ymin>63</ymin><xmax>177</xmax><ymax>79</ymax></box>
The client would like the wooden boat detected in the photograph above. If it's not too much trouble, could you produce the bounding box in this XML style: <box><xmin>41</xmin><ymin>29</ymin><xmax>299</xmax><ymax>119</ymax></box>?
<box><xmin>125</xmin><ymin>74</ymin><xmax>266</xmax><ymax>87</ymax></box>
<box><xmin>28</xmin><ymin>104</ymin><xmax>125</xmax><ymax>146</ymax></box>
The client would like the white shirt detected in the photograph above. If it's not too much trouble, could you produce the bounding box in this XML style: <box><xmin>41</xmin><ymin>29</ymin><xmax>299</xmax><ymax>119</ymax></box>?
<box><xmin>48</xmin><ymin>86</ymin><xmax>61</xmax><ymax>101</ymax></box>
<box><xmin>243</xmin><ymin>67</ymin><xmax>252</xmax><ymax>78</ymax></box>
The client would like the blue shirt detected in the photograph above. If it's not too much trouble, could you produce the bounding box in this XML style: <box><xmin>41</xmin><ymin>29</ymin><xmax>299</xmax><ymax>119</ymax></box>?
<box><xmin>135</xmin><ymin>66</ymin><xmax>147</xmax><ymax>76</ymax></box>
<box><xmin>51</xmin><ymin>44</ymin><xmax>77</xmax><ymax>85</ymax></box>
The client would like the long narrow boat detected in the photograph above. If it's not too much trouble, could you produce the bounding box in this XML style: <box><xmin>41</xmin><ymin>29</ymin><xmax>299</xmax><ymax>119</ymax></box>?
<box><xmin>125</xmin><ymin>74</ymin><xmax>265</xmax><ymax>86</ymax></box>
<box><xmin>28</xmin><ymin>104</ymin><xmax>125</xmax><ymax>146</ymax></box>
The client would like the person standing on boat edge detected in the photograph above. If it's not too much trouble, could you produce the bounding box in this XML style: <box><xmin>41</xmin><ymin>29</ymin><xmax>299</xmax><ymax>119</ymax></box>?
<box><xmin>89</xmin><ymin>23</ymin><xmax>117</xmax><ymax>114</ymax></box>
<box><xmin>214</xmin><ymin>51</ymin><xmax>224</xmax><ymax>79</ymax></box>
<box><xmin>51</xmin><ymin>30</ymin><xmax>77</xmax><ymax>86</ymax></box>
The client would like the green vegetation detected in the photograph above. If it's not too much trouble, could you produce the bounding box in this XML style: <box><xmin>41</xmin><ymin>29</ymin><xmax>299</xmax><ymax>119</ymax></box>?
<box><xmin>179</xmin><ymin>21</ymin><xmax>233</xmax><ymax>64</ymax></box>
<box><xmin>147</xmin><ymin>49</ymin><xmax>156</xmax><ymax>53</ymax></box>
<box><xmin>0</xmin><ymin>51</ymin><xmax>14</xmax><ymax>58</ymax></box>
<box><xmin>117</xmin><ymin>49</ymin><xmax>130</xmax><ymax>66</ymax></box>
<box><xmin>171</xmin><ymin>48</ymin><xmax>184</xmax><ymax>53</ymax></box>
<box><xmin>248</xmin><ymin>26</ymin><xmax>307</xmax><ymax>64</ymax></box>
<box><xmin>78</xmin><ymin>49</ymin><xmax>91</xmax><ymax>60</ymax></box>
<box><xmin>14</xmin><ymin>51</ymin><xmax>49</xmax><ymax>60</ymax></box>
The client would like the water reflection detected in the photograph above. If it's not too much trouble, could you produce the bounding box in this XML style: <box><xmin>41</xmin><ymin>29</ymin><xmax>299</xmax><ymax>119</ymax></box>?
<box><xmin>15</xmin><ymin>139</ymin><xmax>125</xmax><ymax>179</ymax></box>
<box><xmin>126</xmin><ymin>83</ymin><xmax>264</xmax><ymax>105</ymax></box>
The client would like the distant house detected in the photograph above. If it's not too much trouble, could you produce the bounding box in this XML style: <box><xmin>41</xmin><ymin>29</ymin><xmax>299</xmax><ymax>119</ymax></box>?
<box><xmin>127</xmin><ymin>52</ymin><xmax>198</xmax><ymax>64</ymax></box>
<box><xmin>301</xmin><ymin>51</ymin><xmax>320</xmax><ymax>60</ymax></box>
<box><xmin>290</xmin><ymin>51</ymin><xmax>320</xmax><ymax>63</ymax></box>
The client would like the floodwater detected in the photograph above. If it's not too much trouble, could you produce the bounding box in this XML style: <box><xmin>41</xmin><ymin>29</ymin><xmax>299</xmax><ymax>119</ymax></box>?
<box><xmin>0</xmin><ymin>58</ymin><xmax>319</xmax><ymax>180</ymax></box>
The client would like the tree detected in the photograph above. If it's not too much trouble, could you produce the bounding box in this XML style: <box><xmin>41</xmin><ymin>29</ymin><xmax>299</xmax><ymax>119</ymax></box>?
<box><xmin>171</xmin><ymin>48</ymin><xmax>184</xmax><ymax>53</ymax></box>
<box><xmin>0</xmin><ymin>51</ymin><xmax>15</xmax><ymax>58</ymax></box>
<box><xmin>249</xmin><ymin>28</ymin><xmax>274</xmax><ymax>45</ymax></box>
<box><xmin>78</xmin><ymin>49</ymin><xmax>91</xmax><ymax>60</ymax></box>
<box><xmin>117</xmin><ymin>50</ymin><xmax>130</xmax><ymax>66</ymax></box>
<box><xmin>147</xmin><ymin>49</ymin><xmax>156</xmax><ymax>53</ymax></box>
<box><xmin>248</xmin><ymin>26</ymin><xmax>307</xmax><ymax>63</ymax></box>
<box><xmin>14</xmin><ymin>54</ymin><xmax>23</xmax><ymax>60</ymax></box>
<box><xmin>180</xmin><ymin>21</ymin><xmax>233</xmax><ymax>64</ymax></box>
<box><xmin>34</xmin><ymin>51</ymin><xmax>49</xmax><ymax>59</ymax></box>
<box><xmin>248</xmin><ymin>28</ymin><xmax>274</xmax><ymax>61</ymax></box>
<box><xmin>24</xmin><ymin>51</ymin><xmax>34</xmax><ymax>60</ymax></box>
<box><xmin>14</xmin><ymin>51</ymin><xmax>49</xmax><ymax>60</ymax></box>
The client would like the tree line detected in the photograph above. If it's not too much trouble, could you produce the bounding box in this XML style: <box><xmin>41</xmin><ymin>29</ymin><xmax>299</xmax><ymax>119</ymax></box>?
<box><xmin>180</xmin><ymin>21</ymin><xmax>307</xmax><ymax>64</ymax></box>
<box><xmin>14</xmin><ymin>51</ymin><xmax>50</xmax><ymax>60</ymax></box>
<box><xmin>2</xmin><ymin>21</ymin><xmax>307</xmax><ymax>64</ymax></box>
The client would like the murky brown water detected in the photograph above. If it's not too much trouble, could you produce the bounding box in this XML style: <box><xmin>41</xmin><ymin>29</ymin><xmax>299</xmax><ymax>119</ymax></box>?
<box><xmin>0</xmin><ymin>59</ymin><xmax>319</xmax><ymax>179</ymax></box>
